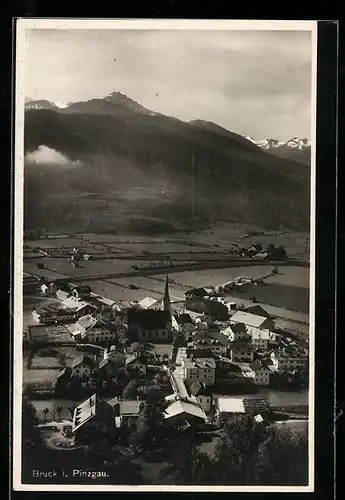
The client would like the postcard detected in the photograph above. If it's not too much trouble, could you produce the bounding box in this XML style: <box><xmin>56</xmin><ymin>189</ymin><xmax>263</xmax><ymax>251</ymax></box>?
<box><xmin>13</xmin><ymin>18</ymin><xmax>317</xmax><ymax>492</ymax></box>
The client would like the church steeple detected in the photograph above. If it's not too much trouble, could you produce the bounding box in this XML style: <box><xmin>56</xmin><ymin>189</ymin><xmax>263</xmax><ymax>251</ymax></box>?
<box><xmin>162</xmin><ymin>274</ymin><xmax>171</xmax><ymax>314</ymax></box>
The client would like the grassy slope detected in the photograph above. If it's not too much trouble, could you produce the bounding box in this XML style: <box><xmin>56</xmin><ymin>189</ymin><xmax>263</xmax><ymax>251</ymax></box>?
<box><xmin>24</xmin><ymin>102</ymin><xmax>310</xmax><ymax>234</ymax></box>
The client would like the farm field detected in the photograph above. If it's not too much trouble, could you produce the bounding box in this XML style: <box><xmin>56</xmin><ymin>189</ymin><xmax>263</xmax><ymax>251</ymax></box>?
<box><xmin>237</xmin><ymin>283</ymin><xmax>309</xmax><ymax>314</ymax></box>
<box><xmin>162</xmin><ymin>265</ymin><xmax>309</xmax><ymax>289</ymax></box>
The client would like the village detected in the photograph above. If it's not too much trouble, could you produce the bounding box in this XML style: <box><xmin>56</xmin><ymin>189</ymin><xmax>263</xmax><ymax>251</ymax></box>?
<box><xmin>22</xmin><ymin>241</ymin><xmax>309</xmax><ymax>482</ymax></box>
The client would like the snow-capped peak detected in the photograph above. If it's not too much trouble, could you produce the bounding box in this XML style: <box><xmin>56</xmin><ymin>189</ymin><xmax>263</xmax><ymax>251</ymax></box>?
<box><xmin>53</xmin><ymin>101</ymin><xmax>70</xmax><ymax>109</ymax></box>
<box><xmin>244</xmin><ymin>135</ymin><xmax>310</xmax><ymax>151</ymax></box>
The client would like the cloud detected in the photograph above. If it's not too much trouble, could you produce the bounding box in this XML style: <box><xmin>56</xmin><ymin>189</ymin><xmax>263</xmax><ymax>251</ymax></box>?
<box><xmin>25</xmin><ymin>145</ymin><xmax>76</xmax><ymax>165</ymax></box>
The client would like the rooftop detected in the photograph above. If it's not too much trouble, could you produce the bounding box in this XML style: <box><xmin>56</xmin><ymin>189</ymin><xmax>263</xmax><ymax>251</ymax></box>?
<box><xmin>175</xmin><ymin>313</ymin><xmax>194</xmax><ymax>325</ymax></box>
<box><xmin>62</xmin><ymin>296</ymin><xmax>96</xmax><ymax>312</ymax></box>
<box><xmin>127</xmin><ymin>308</ymin><xmax>171</xmax><ymax>330</ymax></box>
<box><xmin>230</xmin><ymin>311</ymin><xmax>271</xmax><ymax>329</ymax></box>
<box><xmin>72</xmin><ymin>394</ymin><xmax>97</xmax><ymax>432</ymax></box>
<box><xmin>68</xmin><ymin>354</ymin><xmax>95</xmax><ymax>369</ymax></box>
<box><xmin>164</xmin><ymin>400</ymin><xmax>207</xmax><ymax>421</ymax></box>
<box><xmin>194</xmin><ymin>333</ymin><xmax>228</xmax><ymax>347</ymax></box>
<box><xmin>119</xmin><ymin>400</ymin><xmax>143</xmax><ymax>416</ymax></box>
<box><xmin>189</xmin><ymin>381</ymin><xmax>212</xmax><ymax>397</ymax></box>
<box><xmin>27</xmin><ymin>324</ymin><xmax>75</xmax><ymax>344</ymax></box>
<box><xmin>138</xmin><ymin>296</ymin><xmax>159</xmax><ymax>309</ymax></box>
<box><xmin>183</xmin><ymin>357</ymin><xmax>216</xmax><ymax>370</ymax></box>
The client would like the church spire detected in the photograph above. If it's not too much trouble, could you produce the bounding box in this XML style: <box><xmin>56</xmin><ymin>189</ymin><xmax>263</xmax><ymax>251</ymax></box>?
<box><xmin>162</xmin><ymin>274</ymin><xmax>171</xmax><ymax>313</ymax></box>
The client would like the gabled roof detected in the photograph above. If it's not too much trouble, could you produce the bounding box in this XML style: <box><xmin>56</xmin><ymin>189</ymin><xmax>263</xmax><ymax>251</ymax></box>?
<box><xmin>62</xmin><ymin>296</ymin><xmax>96</xmax><ymax>312</ymax></box>
<box><xmin>244</xmin><ymin>305</ymin><xmax>271</xmax><ymax>318</ymax></box>
<box><xmin>77</xmin><ymin>314</ymin><xmax>99</xmax><ymax>331</ymax></box>
<box><xmin>138</xmin><ymin>296</ymin><xmax>159</xmax><ymax>309</ymax></box>
<box><xmin>242</xmin><ymin>398</ymin><xmax>269</xmax><ymax>414</ymax></box>
<box><xmin>125</xmin><ymin>354</ymin><xmax>145</xmax><ymax>366</ymax></box>
<box><xmin>164</xmin><ymin>400</ymin><xmax>207</xmax><ymax>421</ymax></box>
<box><xmin>69</xmin><ymin>354</ymin><xmax>94</xmax><ymax>369</ymax></box>
<box><xmin>176</xmin><ymin>313</ymin><xmax>193</xmax><ymax>325</ymax></box>
<box><xmin>230</xmin><ymin>311</ymin><xmax>270</xmax><ymax>329</ymax></box>
<box><xmin>192</xmin><ymin>330</ymin><xmax>228</xmax><ymax>347</ymax></box>
<box><xmin>107</xmin><ymin>396</ymin><xmax>119</xmax><ymax>408</ymax></box>
<box><xmin>184</xmin><ymin>357</ymin><xmax>216</xmax><ymax>369</ymax></box>
<box><xmin>72</xmin><ymin>394</ymin><xmax>97</xmax><ymax>431</ymax></box>
<box><xmin>119</xmin><ymin>400</ymin><xmax>143</xmax><ymax>416</ymax></box>
<box><xmin>189</xmin><ymin>381</ymin><xmax>212</xmax><ymax>397</ymax></box>
<box><xmin>226</xmin><ymin>322</ymin><xmax>248</xmax><ymax>334</ymax></box>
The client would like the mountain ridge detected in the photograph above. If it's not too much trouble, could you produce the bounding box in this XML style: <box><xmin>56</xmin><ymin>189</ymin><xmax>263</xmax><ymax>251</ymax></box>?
<box><xmin>23</xmin><ymin>91</ymin><xmax>310</xmax><ymax>234</ymax></box>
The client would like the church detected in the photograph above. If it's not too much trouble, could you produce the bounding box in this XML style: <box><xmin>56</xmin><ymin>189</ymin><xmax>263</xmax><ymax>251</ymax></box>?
<box><xmin>126</xmin><ymin>275</ymin><xmax>173</xmax><ymax>343</ymax></box>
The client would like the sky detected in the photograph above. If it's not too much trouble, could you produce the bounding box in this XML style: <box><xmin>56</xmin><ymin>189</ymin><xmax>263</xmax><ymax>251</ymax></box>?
<box><xmin>23</xmin><ymin>28</ymin><xmax>313</xmax><ymax>141</ymax></box>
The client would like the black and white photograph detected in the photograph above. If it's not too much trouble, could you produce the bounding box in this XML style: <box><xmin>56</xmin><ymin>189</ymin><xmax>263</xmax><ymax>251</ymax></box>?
<box><xmin>13</xmin><ymin>19</ymin><xmax>317</xmax><ymax>491</ymax></box>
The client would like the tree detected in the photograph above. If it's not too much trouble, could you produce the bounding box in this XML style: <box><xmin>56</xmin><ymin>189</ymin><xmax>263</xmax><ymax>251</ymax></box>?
<box><xmin>56</xmin><ymin>406</ymin><xmax>63</xmax><ymax>421</ymax></box>
<box><xmin>127</xmin><ymin>342</ymin><xmax>145</xmax><ymax>355</ymax></box>
<box><xmin>213</xmin><ymin>415</ymin><xmax>267</xmax><ymax>484</ymax></box>
<box><xmin>253</xmin><ymin>424</ymin><xmax>308</xmax><ymax>485</ymax></box>
<box><xmin>42</xmin><ymin>408</ymin><xmax>49</xmax><ymax>423</ymax></box>
<box><xmin>68</xmin><ymin>405</ymin><xmax>76</xmax><ymax>419</ymax></box>
<box><xmin>122</xmin><ymin>380</ymin><xmax>139</xmax><ymax>400</ymax></box>
<box><xmin>22</xmin><ymin>397</ymin><xmax>40</xmax><ymax>448</ymax></box>
<box><xmin>162</xmin><ymin>443</ymin><xmax>214</xmax><ymax>484</ymax></box>
<box><xmin>132</xmin><ymin>393</ymin><xmax>169</xmax><ymax>454</ymax></box>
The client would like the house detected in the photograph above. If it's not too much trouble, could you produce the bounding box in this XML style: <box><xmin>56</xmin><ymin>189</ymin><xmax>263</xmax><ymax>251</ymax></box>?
<box><xmin>229</xmin><ymin>340</ymin><xmax>255</xmax><ymax>363</ymax></box>
<box><xmin>230</xmin><ymin>310</ymin><xmax>275</xmax><ymax>331</ymax></box>
<box><xmin>126</xmin><ymin>309</ymin><xmax>172</xmax><ymax>342</ymax></box>
<box><xmin>72</xmin><ymin>394</ymin><xmax>116</xmax><ymax>440</ymax></box>
<box><xmin>244</xmin><ymin>305</ymin><xmax>271</xmax><ymax>318</ymax></box>
<box><xmin>185</xmin><ymin>297</ymin><xmax>229</xmax><ymax>321</ymax></box>
<box><xmin>124</xmin><ymin>354</ymin><xmax>147</xmax><ymax>376</ymax></box>
<box><xmin>61</xmin><ymin>296</ymin><xmax>97</xmax><ymax>318</ymax></box>
<box><xmin>77</xmin><ymin>316</ymin><xmax>117</xmax><ymax>344</ymax></box>
<box><xmin>216</xmin><ymin>396</ymin><xmax>269</xmax><ymax>422</ymax></box>
<box><xmin>172</xmin><ymin>313</ymin><xmax>194</xmax><ymax>333</ymax></box>
<box><xmin>138</xmin><ymin>296</ymin><xmax>161</xmax><ymax>310</ymax></box>
<box><xmin>185</xmin><ymin>288</ymin><xmax>208</xmax><ymax>300</ymax></box>
<box><xmin>107</xmin><ymin>397</ymin><xmax>144</xmax><ymax>428</ymax></box>
<box><xmin>189</xmin><ymin>381</ymin><xmax>212</xmax><ymax>412</ymax></box>
<box><xmin>40</xmin><ymin>283</ymin><xmax>49</xmax><ymax>295</ymax></box>
<box><xmin>71</xmin><ymin>285</ymin><xmax>92</xmax><ymax>299</ymax></box>
<box><xmin>221</xmin><ymin>323</ymin><xmax>250</xmax><ymax>342</ymax></box>
<box><xmin>106</xmin><ymin>346</ymin><xmax>126</xmax><ymax>366</ymax></box>
<box><xmin>191</xmin><ymin>330</ymin><xmax>228</xmax><ymax>355</ymax></box>
<box><xmin>56</xmin><ymin>287</ymin><xmax>71</xmax><ymax>301</ymax></box>
<box><xmin>95</xmin><ymin>358</ymin><xmax>113</xmax><ymax>377</ymax></box>
<box><xmin>253</xmin><ymin>252</ymin><xmax>269</xmax><ymax>260</ymax></box>
<box><xmin>270</xmin><ymin>349</ymin><xmax>308</xmax><ymax>371</ymax></box>
<box><xmin>215</xmin><ymin>359</ymin><xmax>255</xmax><ymax>386</ymax></box>
<box><xmin>251</xmin><ymin>329</ymin><xmax>275</xmax><ymax>350</ymax></box>
<box><xmin>250</xmin><ymin>360</ymin><xmax>275</xmax><ymax>386</ymax></box>
<box><xmin>31</xmin><ymin>306</ymin><xmax>77</xmax><ymax>325</ymax></box>
<box><xmin>68</xmin><ymin>354</ymin><xmax>94</xmax><ymax>380</ymax></box>
<box><xmin>83</xmin><ymin>253</ymin><xmax>92</xmax><ymax>261</ymax></box>
<box><xmin>182</xmin><ymin>355</ymin><xmax>216</xmax><ymax>386</ymax></box>
<box><xmin>164</xmin><ymin>399</ymin><xmax>208</xmax><ymax>426</ymax></box>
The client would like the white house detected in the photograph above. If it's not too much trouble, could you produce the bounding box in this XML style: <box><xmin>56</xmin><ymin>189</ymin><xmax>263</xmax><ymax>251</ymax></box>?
<box><xmin>221</xmin><ymin>323</ymin><xmax>250</xmax><ymax>342</ymax></box>
<box><xmin>183</xmin><ymin>356</ymin><xmax>216</xmax><ymax>386</ymax></box>
<box><xmin>251</xmin><ymin>328</ymin><xmax>274</xmax><ymax>350</ymax></box>
<box><xmin>250</xmin><ymin>360</ymin><xmax>273</xmax><ymax>386</ymax></box>
<box><xmin>192</xmin><ymin>330</ymin><xmax>228</xmax><ymax>355</ymax></box>
<box><xmin>69</xmin><ymin>354</ymin><xmax>93</xmax><ymax>380</ymax></box>
<box><xmin>229</xmin><ymin>341</ymin><xmax>255</xmax><ymax>363</ymax></box>
<box><xmin>270</xmin><ymin>350</ymin><xmax>307</xmax><ymax>371</ymax></box>
<box><xmin>189</xmin><ymin>381</ymin><xmax>212</xmax><ymax>412</ymax></box>
<box><xmin>107</xmin><ymin>347</ymin><xmax>126</xmax><ymax>366</ymax></box>
<box><xmin>125</xmin><ymin>354</ymin><xmax>147</xmax><ymax>376</ymax></box>
<box><xmin>230</xmin><ymin>310</ymin><xmax>275</xmax><ymax>331</ymax></box>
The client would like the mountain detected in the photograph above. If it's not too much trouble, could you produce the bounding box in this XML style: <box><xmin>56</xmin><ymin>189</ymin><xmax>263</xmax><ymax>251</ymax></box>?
<box><xmin>25</xmin><ymin>100</ymin><xmax>59</xmax><ymax>111</ymax></box>
<box><xmin>23</xmin><ymin>92</ymin><xmax>310</xmax><ymax>234</ymax></box>
<box><xmin>244</xmin><ymin>136</ymin><xmax>311</xmax><ymax>165</ymax></box>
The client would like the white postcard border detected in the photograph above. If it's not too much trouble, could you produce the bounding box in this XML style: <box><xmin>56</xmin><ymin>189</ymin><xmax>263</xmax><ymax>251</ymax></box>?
<box><xmin>13</xmin><ymin>18</ymin><xmax>318</xmax><ymax>492</ymax></box>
